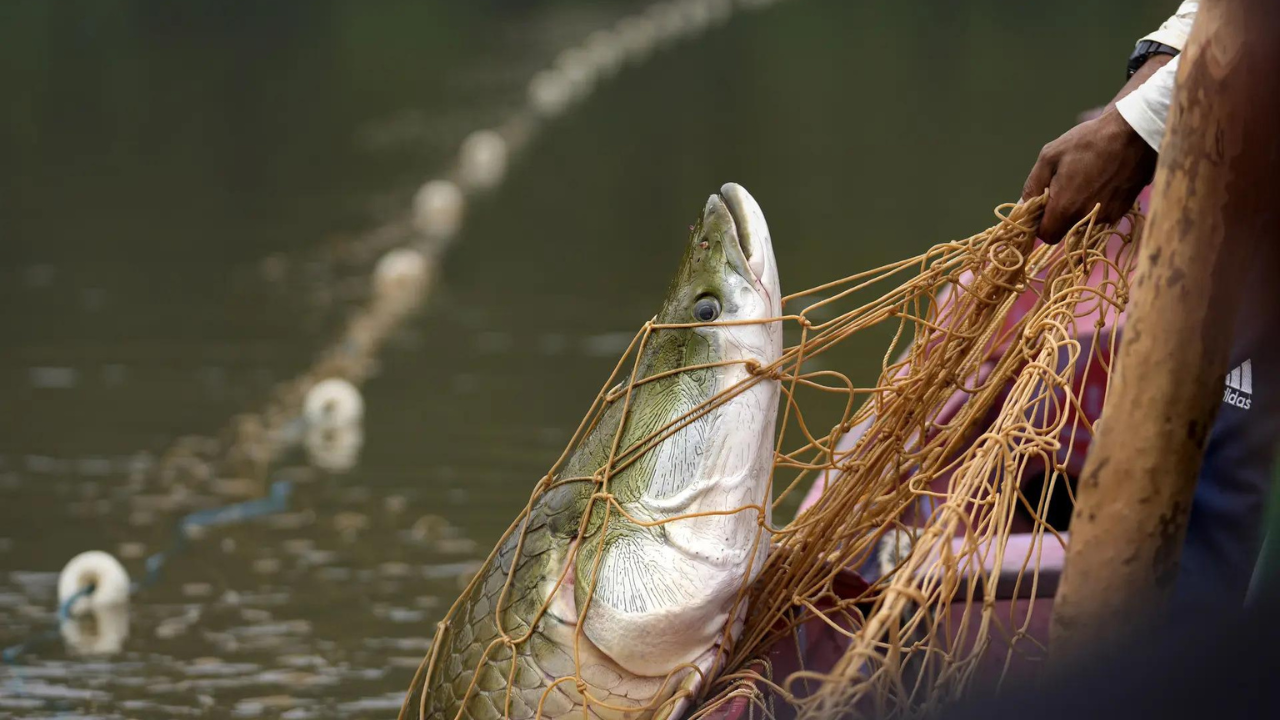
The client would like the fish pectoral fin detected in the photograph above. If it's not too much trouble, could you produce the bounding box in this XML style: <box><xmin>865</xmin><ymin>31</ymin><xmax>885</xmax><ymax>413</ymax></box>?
<box><xmin>651</xmin><ymin>670</ymin><xmax>701</xmax><ymax>720</ymax></box>
<box><xmin>573</xmin><ymin>529</ymin><xmax>739</xmax><ymax>682</ymax></box>
<box><xmin>651</xmin><ymin>636</ymin><xmax>728</xmax><ymax>720</ymax></box>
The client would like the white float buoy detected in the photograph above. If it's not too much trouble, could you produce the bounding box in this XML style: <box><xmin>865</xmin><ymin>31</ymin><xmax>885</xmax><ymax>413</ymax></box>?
<box><xmin>583</xmin><ymin>29</ymin><xmax>626</xmax><ymax>78</ymax></box>
<box><xmin>373</xmin><ymin>247</ymin><xmax>430</xmax><ymax>300</ymax></box>
<box><xmin>678</xmin><ymin>0</ymin><xmax>714</xmax><ymax>35</ymax></box>
<box><xmin>647</xmin><ymin>2</ymin><xmax>688</xmax><ymax>43</ymax></box>
<box><xmin>706</xmin><ymin>0</ymin><xmax>734</xmax><ymax>26</ymax></box>
<box><xmin>305</xmin><ymin>422</ymin><xmax>365</xmax><ymax>473</ymax></box>
<box><xmin>303</xmin><ymin>378</ymin><xmax>364</xmax><ymax>428</ymax></box>
<box><xmin>58</xmin><ymin>550</ymin><xmax>131</xmax><ymax>617</ymax></box>
<box><xmin>554</xmin><ymin>46</ymin><xmax>597</xmax><ymax>100</ymax></box>
<box><xmin>457</xmin><ymin>129</ymin><xmax>509</xmax><ymax>192</ymax></box>
<box><xmin>412</xmin><ymin>179</ymin><xmax>465</xmax><ymax>241</ymax></box>
<box><xmin>528</xmin><ymin>69</ymin><xmax>575</xmax><ymax>118</ymax></box>
<box><xmin>615</xmin><ymin>16</ymin><xmax>659</xmax><ymax>64</ymax></box>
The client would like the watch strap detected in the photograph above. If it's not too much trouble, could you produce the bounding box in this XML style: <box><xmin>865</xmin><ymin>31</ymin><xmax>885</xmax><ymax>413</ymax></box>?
<box><xmin>1127</xmin><ymin>40</ymin><xmax>1180</xmax><ymax>79</ymax></box>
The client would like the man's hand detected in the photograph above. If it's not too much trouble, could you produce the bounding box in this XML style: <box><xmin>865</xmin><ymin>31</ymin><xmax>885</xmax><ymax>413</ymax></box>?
<box><xmin>1022</xmin><ymin>55</ymin><xmax>1171</xmax><ymax>244</ymax></box>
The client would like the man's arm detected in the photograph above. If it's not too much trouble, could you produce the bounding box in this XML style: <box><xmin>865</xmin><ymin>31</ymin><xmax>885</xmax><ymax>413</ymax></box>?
<box><xmin>1022</xmin><ymin>2</ymin><xmax>1197</xmax><ymax>244</ymax></box>
<box><xmin>1021</xmin><ymin>58</ymin><xmax>1169</xmax><ymax>244</ymax></box>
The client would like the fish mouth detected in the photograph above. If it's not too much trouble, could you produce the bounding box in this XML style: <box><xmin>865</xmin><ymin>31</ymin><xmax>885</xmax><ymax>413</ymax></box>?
<box><xmin>707</xmin><ymin>183</ymin><xmax>771</xmax><ymax>286</ymax></box>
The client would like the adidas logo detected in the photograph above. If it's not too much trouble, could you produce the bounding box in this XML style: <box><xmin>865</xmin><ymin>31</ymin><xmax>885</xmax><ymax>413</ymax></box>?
<box><xmin>1223</xmin><ymin>359</ymin><xmax>1253</xmax><ymax>411</ymax></box>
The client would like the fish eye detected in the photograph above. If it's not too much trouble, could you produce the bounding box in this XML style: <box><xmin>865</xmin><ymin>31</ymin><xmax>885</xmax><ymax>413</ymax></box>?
<box><xmin>693</xmin><ymin>295</ymin><xmax>721</xmax><ymax>323</ymax></box>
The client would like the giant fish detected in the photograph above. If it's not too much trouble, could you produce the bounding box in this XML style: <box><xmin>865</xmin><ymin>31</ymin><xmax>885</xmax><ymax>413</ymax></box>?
<box><xmin>404</xmin><ymin>183</ymin><xmax>782</xmax><ymax>720</ymax></box>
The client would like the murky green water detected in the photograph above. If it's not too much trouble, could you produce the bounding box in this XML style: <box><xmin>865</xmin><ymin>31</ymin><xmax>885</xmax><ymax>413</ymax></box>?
<box><xmin>1</xmin><ymin>1</ymin><xmax>1167</xmax><ymax>717</ymax></box>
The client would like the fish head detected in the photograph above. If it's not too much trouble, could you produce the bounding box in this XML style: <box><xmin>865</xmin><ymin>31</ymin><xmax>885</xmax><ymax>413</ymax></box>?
<box><xmin>548</xmin><ymin>182</ymin><xmax>784</xmax><ymax>513</ymax></box>
<box><xmin>653</xmin><ymin>182</ymin><xmax>782</xmax><ymax>369</ymax></box>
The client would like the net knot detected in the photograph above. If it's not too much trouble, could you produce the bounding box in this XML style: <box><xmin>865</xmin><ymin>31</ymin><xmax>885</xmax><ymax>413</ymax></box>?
<box><xmin>746</xmin><ymin>360</ymin><xmax>784</xmax><ymax>381</ymax></box>
<box><xmin>1021</xmin><ymin>327</ymin><xmax>1045</xmax><ymax>356</ymax></box>
<box><xmin>604</xmin><ymin>382</ymin><xmax>627</xmax><ymax>403</ymax></box>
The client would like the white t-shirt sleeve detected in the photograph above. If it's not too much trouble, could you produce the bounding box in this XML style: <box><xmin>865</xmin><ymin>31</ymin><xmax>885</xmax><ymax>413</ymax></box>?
<box><xmin>1116</xmin><ymin>55</ymin><xmax>1180</xmax><ymax>150</ymax></box>
<box><xmin>1114</xmin><ymin>1</ymin><xmax>1199</xmax><ymax>150</ymax></box>
<box><xmin>1143</xmin><ymin>1</ymin><xmax>1199</xmax><ymax>51</ymax></box>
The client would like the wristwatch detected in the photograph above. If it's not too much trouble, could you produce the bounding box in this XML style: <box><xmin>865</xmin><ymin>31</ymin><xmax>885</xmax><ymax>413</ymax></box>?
<box><xmin>1127</xmin><ymin>39</ymin><xmax>1180</xmax><ymax>78</ymax></box>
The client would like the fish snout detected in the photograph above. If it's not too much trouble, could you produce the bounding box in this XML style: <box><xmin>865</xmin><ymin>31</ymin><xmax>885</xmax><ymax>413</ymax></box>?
<box><xmin>721</xmin><ymin>183</ymin><xmax>772</xmax><ymax>284</ymax></box>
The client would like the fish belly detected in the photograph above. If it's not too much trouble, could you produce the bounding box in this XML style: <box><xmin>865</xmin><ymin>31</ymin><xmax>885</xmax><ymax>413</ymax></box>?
<box><xmin>422</xmin><ymin>516</ymin><xmax>691</xmax><ymax>720</ymax></box>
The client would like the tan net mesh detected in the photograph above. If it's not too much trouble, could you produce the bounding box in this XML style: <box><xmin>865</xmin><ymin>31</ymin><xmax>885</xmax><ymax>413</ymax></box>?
<box><xmin>401</xmin><ymin>194</ymin><xmax>1141</xmax><ymax>720</ymax></box>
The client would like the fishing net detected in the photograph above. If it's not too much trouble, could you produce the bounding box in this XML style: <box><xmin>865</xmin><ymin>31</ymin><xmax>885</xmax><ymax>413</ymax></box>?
<box><xmin>401</xmin><ymin>193</ymin><xmax>1141</xmax><ymax>719</ymax></box>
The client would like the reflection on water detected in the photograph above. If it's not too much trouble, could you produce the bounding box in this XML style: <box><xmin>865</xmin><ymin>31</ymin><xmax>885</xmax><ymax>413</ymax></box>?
<box><xmin>1</xmin><ymin>0</ymin><xmax>1166</xmax><ymax>716</ymax></box>
<box><xmin>62</xmin><ymin>605</ymin><xmax>130</xmax><ymax>657</ymax></box>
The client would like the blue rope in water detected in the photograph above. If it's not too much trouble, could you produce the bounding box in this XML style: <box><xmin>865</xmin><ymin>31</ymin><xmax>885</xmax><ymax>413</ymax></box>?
<box><xmin>0</xmin><ymin>586</ymin><xmax>94</xmax><ymax>663</ymax></box>
<box><xmin>56</xmin><ymin>584</ymin><xmax>96</xmax><ymax>623</ymax></box>
<box><xmin>2</xmin><ymin>479</ymin><xmax>293</xmax><ymax>664</ymax></box>
<box><xmin>133</xmin><ymin>480</ymin><xmax>293</xmax><ymax>594</ymax></box>
<box><xmin>181</xmin><ymin>480</ymin><xmax>293</xmax><ymax>532</ymax></box>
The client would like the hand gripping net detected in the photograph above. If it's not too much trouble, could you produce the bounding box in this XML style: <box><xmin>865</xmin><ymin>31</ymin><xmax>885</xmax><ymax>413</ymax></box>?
<box><xmin>402</xmin><ymin>194</ymin><xmax>1140</xmax><ymax>719</ymax></box>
